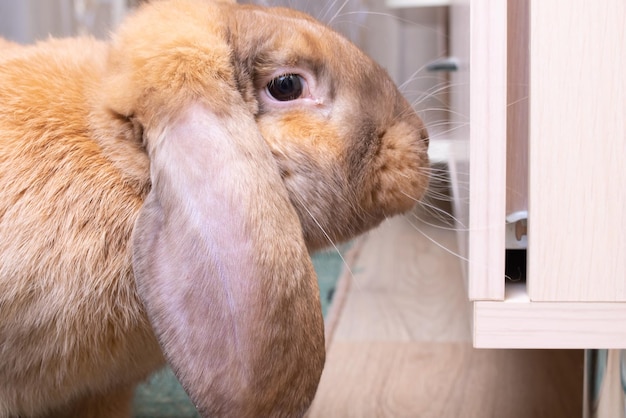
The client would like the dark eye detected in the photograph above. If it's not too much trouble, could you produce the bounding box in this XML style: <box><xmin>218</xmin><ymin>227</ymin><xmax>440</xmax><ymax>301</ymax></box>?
<box><xmin>266</xmin><ymin>74</ymin><xmax>304</xmax><ymax>101</ymax></box>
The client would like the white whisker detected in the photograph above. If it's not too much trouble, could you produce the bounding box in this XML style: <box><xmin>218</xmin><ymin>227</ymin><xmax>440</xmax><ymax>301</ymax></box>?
<box><xmin>296</xmin><ymin>198</ymin><xmax>358</xmax><ymax>289</ymax></box>
<box><xmin>326</xmin><ymin>0</ymin><xmax>352</xmax><ymax>27</ymax></box>
<box><xmin>403</xmin><ymin>215</ymin><xmax>471</xmax><ymax>264</ymax></box>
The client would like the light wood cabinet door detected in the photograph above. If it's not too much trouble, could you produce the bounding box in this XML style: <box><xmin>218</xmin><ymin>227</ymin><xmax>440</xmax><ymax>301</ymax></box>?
<box><xmin>527</xmin><ymin>0</ymin><xmax>626</xmax><ymax>303</ymax></box>
<box><xmin>450</xmin><ymin>0</ymin><xmax>626</xmax><ymax>348</ymax></box>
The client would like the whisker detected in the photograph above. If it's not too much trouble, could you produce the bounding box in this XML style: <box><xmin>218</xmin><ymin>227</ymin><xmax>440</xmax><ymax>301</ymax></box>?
<box><xmin>326</xmin><ymin>0</ymin><xmax>355</xmax><ymax>27</ymax></box>
<box><xmin>403</xmin><ymin>215</ymin><xmax>472</xmax><ymax>264</ymax></box>
<box><xmin>415</xmin><ymin>201</ymin><xmax>455</xmax><ymax>226</ymax></box>
<box><xmin>403</xmin><ymin>79</ymin><xmax>456</xmax><ymax>101</ymax></box>
<box><xmin>398</xmin><ymin>63</ymin><xmax>444</xmax><ymax>92</ymax></box>
<box><xmin>411</xmin><ymin>205</ymin><xmax>469</xmax><ymax>232</ymax></box>
<box><xmin>320</xmin><ymin>0</ymin><xmax>341</xmax><ymax>23</ymax></box>
<box><xmin>402</xmin><ymin>190</ymin><xmax>469</xmax><ymax>230</ymax></box>
<box><xmin>405</xmin><ymin>215</ymin><xmax>513</xmax><ymax>282</ymax></box>
<box><xmin>295</xmin><ymin>197</ymin><xmax>359</xmax><ymax>290</ymax></box>
<box><xmin>419</xmin><ymin>124</ymin><xmax>470</xmax><ymax>141</ymax></box>
<box><xmin>333</xmin><ymin>10</ymin><xmax>451</xmax><ymax>38</ymax></box>
<box><xmin>507</xmin><ymin>95</ymin><xmax>529</xmax><ymax>108</ymax></box>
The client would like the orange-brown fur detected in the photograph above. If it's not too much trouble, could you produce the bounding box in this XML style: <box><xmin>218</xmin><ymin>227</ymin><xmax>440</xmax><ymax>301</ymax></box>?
<box><xmin>0</xmin><ymin>0</ymin><xmax>428</xmax><ymax>417</ymax></box>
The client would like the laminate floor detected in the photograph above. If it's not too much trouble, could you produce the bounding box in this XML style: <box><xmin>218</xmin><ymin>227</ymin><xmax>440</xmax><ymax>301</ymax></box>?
<box><xmin>307</xmin><ymin>208</ymin><xmax>584</xmax><ymax>418</ymax></box>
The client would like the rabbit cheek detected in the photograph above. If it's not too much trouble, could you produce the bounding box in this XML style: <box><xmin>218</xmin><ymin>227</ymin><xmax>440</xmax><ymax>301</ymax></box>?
<box><xmin>256</xmin><ymin>112</ymin><xmax>346</xmax><ymax>200</ymax></box>
<box><xmin>258</xmin><ymin>111</ymin><xmax>343</xmax><ymax>156</ymax></box>
<box><xmin>256</xmin><ymin>115</ymin><xmax>351</xmax><ymax>247</ymax></box>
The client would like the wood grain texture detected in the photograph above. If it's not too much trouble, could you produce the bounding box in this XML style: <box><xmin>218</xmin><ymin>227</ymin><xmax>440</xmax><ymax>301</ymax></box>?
<box><xmin>310</xmin><ymin>342</ymin><xmax>582</xmax><ymax>418</ymax></box>
<box><xmin>467</xmin><ymin>0</ymin><xmax>507</xmax><ymax>301</ymax></box>
<box><xmin>528</xmin><ymin>0</ymin><xmax>626</xmax><ymax>302</ymax></box>
<box><xmin>475</xmin><ymin>284</ymin><xmax>626</xmax><ymax>349</ymax></box>
<box><xmin>332</xmin><ymin>213</ymin><xmax>472</xmax><ymax>343</ymax></box>
<box><xmin>308</xmin><ymin>212</ymin><xmax>583</xmax><ymax>417</ymax></box>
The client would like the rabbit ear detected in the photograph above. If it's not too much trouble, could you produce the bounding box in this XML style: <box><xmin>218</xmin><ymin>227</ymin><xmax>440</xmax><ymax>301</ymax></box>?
<box><xmin>132</xmin><ymin>103</ymin><xmax>325</xmax><ymax>417</ymax></box>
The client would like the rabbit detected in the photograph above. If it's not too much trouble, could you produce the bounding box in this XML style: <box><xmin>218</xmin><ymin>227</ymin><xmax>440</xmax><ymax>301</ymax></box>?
<box><xmin>0</xmin><ymin>0</ymin><xmax>429</xmax><ymax>417</ymax></box>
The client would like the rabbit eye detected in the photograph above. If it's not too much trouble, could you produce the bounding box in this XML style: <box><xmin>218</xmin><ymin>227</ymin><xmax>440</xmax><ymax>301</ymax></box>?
<box><xmin>266</xmin><ymin>74</ymin><xmax>304</xmax><ymax>101</ymax></box>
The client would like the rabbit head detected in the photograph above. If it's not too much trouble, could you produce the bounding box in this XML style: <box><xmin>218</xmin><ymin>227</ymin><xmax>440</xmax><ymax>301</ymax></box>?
<box><xmin>235</xmin><ymin>10</ymin><xmax>431</xmax><ymax>251</ymax></box>
<box><xmin>104</xmin><ymin>0</ymin><xmax>430</xmax><ymax>252</ymax></box>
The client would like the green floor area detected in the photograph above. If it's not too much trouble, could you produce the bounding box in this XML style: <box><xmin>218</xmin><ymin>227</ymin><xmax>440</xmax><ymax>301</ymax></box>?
<box><xmin>132</xmin><ymin>247</ymin><xmax>348</xmax><ymax>417</ymax></box>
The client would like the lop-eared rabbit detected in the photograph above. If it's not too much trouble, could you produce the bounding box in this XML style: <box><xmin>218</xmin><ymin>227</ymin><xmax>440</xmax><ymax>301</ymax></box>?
<box><xmin>0</xmin><ymin>0</ymin><xmax>429</xmax><ymax>416</ymax></box>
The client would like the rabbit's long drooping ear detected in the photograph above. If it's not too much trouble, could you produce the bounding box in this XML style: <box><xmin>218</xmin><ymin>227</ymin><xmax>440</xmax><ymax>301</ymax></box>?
<box><xmin>131</xmin><ymin>100</ymin><xmax>325</xmax><ymax>417</ymax></box>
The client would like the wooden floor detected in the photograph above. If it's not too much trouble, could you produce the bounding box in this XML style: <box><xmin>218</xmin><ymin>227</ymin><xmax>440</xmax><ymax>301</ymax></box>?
<box><xmin>307</xmin><ymin>208</ymin><xmax>584</xmax><ymax>418</ymax></box>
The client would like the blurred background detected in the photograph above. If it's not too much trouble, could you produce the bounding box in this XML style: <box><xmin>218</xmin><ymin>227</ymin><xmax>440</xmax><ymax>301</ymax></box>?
<box><xmin>0</xmin><ymin>0</ymin><xmax>449</xmax><ymax>131</ymax></box>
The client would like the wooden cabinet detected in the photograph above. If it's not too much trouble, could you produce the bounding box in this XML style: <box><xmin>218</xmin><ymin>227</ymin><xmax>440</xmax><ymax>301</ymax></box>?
<box><xmin>449</xmin><ymin>0</ymin><xmax>626</xmax><ymax>348</ymax></box>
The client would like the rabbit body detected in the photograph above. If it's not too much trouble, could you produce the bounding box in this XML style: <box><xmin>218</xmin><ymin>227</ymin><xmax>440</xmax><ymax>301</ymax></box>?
<box><xmin>0</xmin><ymin>37</ymin><xmax>161</xmax><ymax>416</ymax></box>
<box><xmin>0</xmin><ymin>0</ymin><xmax>429</xmax><ymax>417</ymax></box>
